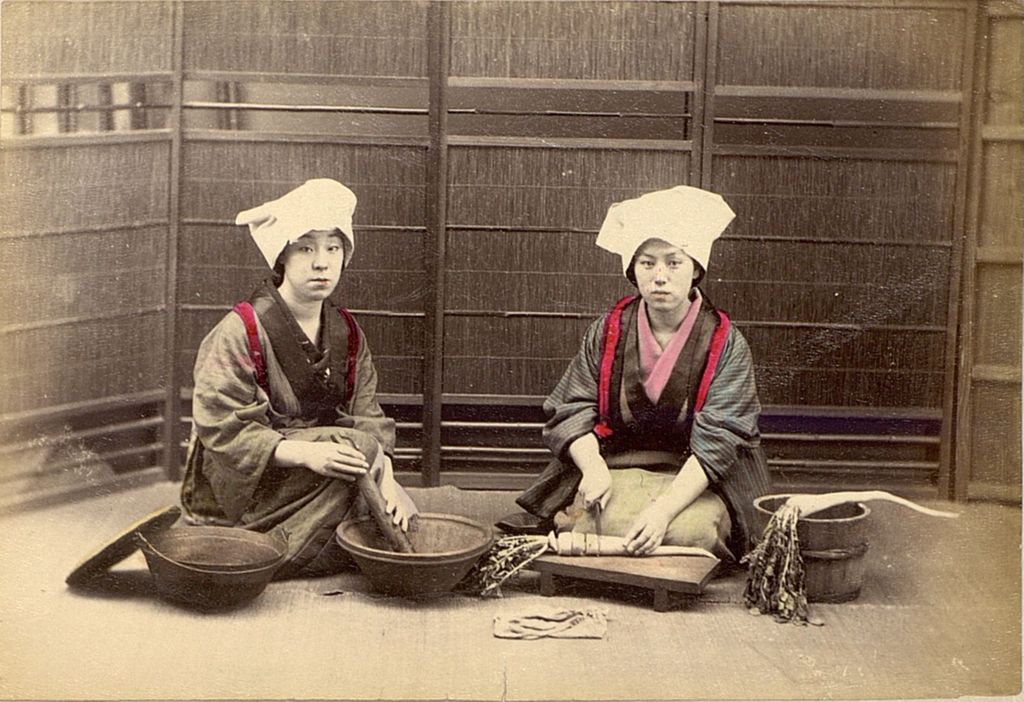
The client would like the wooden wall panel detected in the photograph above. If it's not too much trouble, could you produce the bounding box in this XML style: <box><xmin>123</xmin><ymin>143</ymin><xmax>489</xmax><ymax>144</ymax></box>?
<box><xmin>450</xmin><ymin>1</ymin><xmax>696</xmax><ymax>81</ymax></box>
<box><xmin>980</xmin><ymin>143</ymin><xmax>1024</xmax><ymax>248</ymax></box>
<box><xmin>716</xmin><ymin>4</ymin><xmax>964</xmax><ymax>90</ymax></box>
<box><xmin>970</xmin><ymin>383</ymin><xmax>1023</xmax><ymax>486</ymax></box>
<box><xmin>182</xmin><ymin>0</ymin><xmax>427</xmax><ymax>77</ymax></box>
<box><xmin>1</xmin><ymin>1</ymin><xmax>173</xmax><ymax>77</ymax></box>
<box><xmin>956</xmin><ymin>2</ymin><xmax>1023</xmax><ymax>500</ymax></box>
<box><xmin>974</xmin><ymin>265</ymin><xmax>1023</xmax><ymax>370</ymax></box>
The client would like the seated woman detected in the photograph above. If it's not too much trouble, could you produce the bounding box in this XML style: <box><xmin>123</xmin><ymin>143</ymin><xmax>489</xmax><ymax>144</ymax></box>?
<box><xmin>516</xmin><ymin>186</ymin><xmax>772</xmax><ymax>560</ymax></box>
<box><xmin>180</xmin><ymin>179</ymin><xmax>417</xmax><ymax>578</ymax></box>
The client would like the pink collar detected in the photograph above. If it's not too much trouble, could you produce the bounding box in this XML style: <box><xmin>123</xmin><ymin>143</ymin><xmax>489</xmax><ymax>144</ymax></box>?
<box><xmin>637</xmin><ymin>289</ymin><xmax>703</xmax><ymax>404</ymax></box>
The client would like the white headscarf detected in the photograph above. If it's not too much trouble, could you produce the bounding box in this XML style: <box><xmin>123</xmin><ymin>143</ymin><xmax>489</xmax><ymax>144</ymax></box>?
<box><xmin>595</xmin><ymin>186</ymin><xmax>735</xmax><ymax>278</ymax></box>
<box><xmin>235</xmin><ymin>179</ymin><xmax>357</xmax><ymax>269</ymax></box>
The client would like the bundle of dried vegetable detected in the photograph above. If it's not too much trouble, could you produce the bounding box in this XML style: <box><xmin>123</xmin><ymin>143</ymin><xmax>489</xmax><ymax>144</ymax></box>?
<box><xmin>461</xmin><ymin>532</ymin><xmax>716</xmax><ymax>597</ymax></box>
<box><xmin>741</xmin><ymin>502</ymin><xmax>812</xmax><ymax>624</ymax></box>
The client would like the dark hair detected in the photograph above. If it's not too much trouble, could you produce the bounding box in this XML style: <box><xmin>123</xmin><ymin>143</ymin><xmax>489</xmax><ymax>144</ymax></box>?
<box><xmin>271</xmin><ymin>251</ymin><xmax>286</xmax><ymax>287</ymax></box>
<box><xmin>270</xmin><ymin>231</ymin><xmax>351</xmax><ymax>287</ymax></box>
<box><xmin>625</xmin><ymin>253</ymin><xmax>705</xmax><ymax>287</ymax></box>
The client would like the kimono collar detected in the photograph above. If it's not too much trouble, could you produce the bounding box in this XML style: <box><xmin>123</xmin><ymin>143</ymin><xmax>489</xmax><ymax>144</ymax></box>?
<box><xmin>638</xmin><ymin>288</ymin><xmax>703</xmax><ymax>404</ymax></box>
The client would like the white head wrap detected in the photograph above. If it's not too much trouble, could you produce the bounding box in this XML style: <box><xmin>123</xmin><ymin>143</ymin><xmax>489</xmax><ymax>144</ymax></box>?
<box><xmin>595</xmin><ymin>186</ymin><xmax>735</xmax><ymax>279</ymax></box>
<box><xmin>235</xmin><ymin>179</ymin><xmax>357</xmax><ymax>269</ymax></box>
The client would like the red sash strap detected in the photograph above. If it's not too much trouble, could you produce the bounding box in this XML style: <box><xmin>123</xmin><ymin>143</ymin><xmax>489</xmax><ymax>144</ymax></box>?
<box><xmin>594</xmin><ymin>295</ymin><xmax>637</xmax><ymax>439</ymax></box>
<box><xmin>337</xmin><ymin>306</ymin><xmax>361</xmax><ymax>406</ymax></box>
<box><xmin>231</xmin><ymin>302</ymin><xmax>361</xmax><ymax>406</ymax></box>
<box><xmin>694</xmin><ymin>310</ymin><xmax>731</xmax><ymax>412</ymax></box>
<box><xmin>232</xmin><ymin>302</ymin><xmax>270</xmax><ymax>396</ymax></box>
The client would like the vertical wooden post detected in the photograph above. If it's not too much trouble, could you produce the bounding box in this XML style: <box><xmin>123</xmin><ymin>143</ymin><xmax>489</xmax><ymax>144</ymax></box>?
<box><xmin>699</xmin><ymin>1</ymin><xmax>720</xmax><ymax>191</ymax></box>
<box><xmin>162</xmin><ymin>0</ymin><xmax>185</xmax><ymax>481</ymax></box>
<box><xmin>948</xmin><ymin>1</ymin><xmax>988</xmax><ymax>501</ymax></box>
<box><xmin>689</xmin><ymin>2</ymin><xmax>709</xmax><ymax>187</ymax></box>
<box><xmin>422</xmin><ymin>0</ymin><xmax>451</xmax><ymax>487</ymax></box>
<box><xmin>940</xmin><ymin>0</ymin><xmax>981</xmax><ymax>501</ymax></box>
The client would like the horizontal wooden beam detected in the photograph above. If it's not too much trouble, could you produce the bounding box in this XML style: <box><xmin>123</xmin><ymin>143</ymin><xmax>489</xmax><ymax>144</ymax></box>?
<box><xmin>185</xmin><ymin>71</ymin><xmax>428</xmax><ymax>87</ymax></box>
<box><xmin>716</xmin><ymin>85</ymin><xmax>961</xmax><ymax>103</ymax></box>
<box><xmin>0</xmin><ymin>442</ymin><xmax>164</xmax><ymax>485</ymax></box>
<box><xmin>0</xmin><ymin>390</ymin><xmax>165</xmax><ymax>432</ymax></box>
<box><xmin>184</xmin><ymin>101</ymin><xmax>428</xmax><ymax>115</ymax></box>
<box><xmin>0</xmin><ymin>306</ymin><xmax>166</xmax><ymax>335</ymax></box>
<box><xmin>0</xmin><ymin>416</ymin><xmax>163</xmax><ymax>456</ymax></box>
<box><xmin>2</xmin><ymin>72</ymin><xmax>174</xmax><ymax>85</ymax></box>
<box><xmin>449</xmin><ymin>77</ymin><xmax>697</xmax><ymax>92</ymax></box>
<box><xmin>0</xmin><ymin>130</ymin><xmax>172</xmax><ymax>149</ymax></box>
<box><xmin>976</xmin><ymin>246</ymin><xmax>1024</xmax><ymax>264</ymax></box>
<box><xmin>972</xmin><ymin>365</ymin><xmax>1023</xmax><ymax>383</ymax></box>
<box><xmin>717</xmin><ymin>0</ymin><xmax>968</xmax><ymax>9</ymax></box>
<box><xmin>0</xmin><ymin>465</ymin><xmax>168</xmax><ymax>515</ymax></box>
<box><xmin>448</xmin><ymin>135</ymin><xmax>693</xmax><ymax>151</ymax></box>
<box><xmin>982</xmin><ymin>126</ymin><xmax>1024</xmax><ymax>142</ymax></box>
<box><xmin>0</xmin><ymin>219</ymin><xmax>170</xmax><ymax>241</ymax></box>
<box><xmin>713</xmin><ymin>142</ymin><xmax>958</xmax><ymax>162</ymax></box>
<box><xmin>183</xmin><ymin>129</ymin><xmax>429</xmax><ymax>147</ymax></box>
<box><xmin>966</xmin><ymin>482</ymin><xmax>1023</xmax><ymax>503</ymax></box>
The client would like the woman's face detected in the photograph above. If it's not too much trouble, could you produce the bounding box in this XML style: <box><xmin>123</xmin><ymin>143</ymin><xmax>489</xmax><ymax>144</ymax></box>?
<box><xmin>277</xmin><ymin>229</ymin><xmax>345</xmax><ymax>303</ymax></box>
<box><xmin>633</xmin><ymin>239</ymin><xmax>696</xmax><ymax>313</ymax></box>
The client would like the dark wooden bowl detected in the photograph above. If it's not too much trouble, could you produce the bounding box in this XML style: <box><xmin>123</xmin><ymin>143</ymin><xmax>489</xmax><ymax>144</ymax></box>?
<box><xmin>335</xmin><ymin>513</ymin><xmax>493</xmax><ymax>596</ymax></box>
<box><xmin>137</xmin><ymin>526</ymin><xmax>286</xmax><ymax>610</ymax></box>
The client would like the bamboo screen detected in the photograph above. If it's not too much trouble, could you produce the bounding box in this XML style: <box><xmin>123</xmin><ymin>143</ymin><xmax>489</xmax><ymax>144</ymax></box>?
<box><xmin>0</xmin><ymin>1</ymin><xmax>175</xmax><ymax>508</ymax></box>
<box><xmin>1</xmin><ymin>0</ymin><xmax>1000</xmax><ymax>502</ymax></box>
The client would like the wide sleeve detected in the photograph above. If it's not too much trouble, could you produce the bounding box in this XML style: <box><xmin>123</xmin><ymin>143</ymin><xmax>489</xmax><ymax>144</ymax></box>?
<box><xmin>689</xmin><ymin>325</ymin><xmax>763</xmax><ymax>484</ymax></box>
<box><xmin>541</xmin><ymin>316</ymin><xmax>606</xmax><ymax>461</ymax></box>
<box><xmin>337</xmin><ymin>326</ymin><xmax>397</xmax><ymax>456</ymax></box>
<box><xmin>190</xmin><ymin>314</ymin><xmax>286</xmax><ymax>516</ymax></box>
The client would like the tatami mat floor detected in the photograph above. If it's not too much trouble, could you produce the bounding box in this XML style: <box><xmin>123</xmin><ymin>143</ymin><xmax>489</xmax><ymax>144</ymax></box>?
<box><xmin>1</xmin><ymin>481</ymin><xmax>1019</xmax><ymax>700</ymax></box>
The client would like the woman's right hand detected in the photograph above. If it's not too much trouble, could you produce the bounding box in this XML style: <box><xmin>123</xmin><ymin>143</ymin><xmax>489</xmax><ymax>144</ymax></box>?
<box><xmin>577</xmin><ymin>462</ymin><xmax>612</xmax><ymax>511</ymax></box>
<box><xmin>568</xmin><ymin>433</ymin><xmax>612</xmax><ymax>510</ymax></box>
<box><xmin>274</xmin><ymin>439</ymin><xmax>369</xmax><ymax>480</ymax></box>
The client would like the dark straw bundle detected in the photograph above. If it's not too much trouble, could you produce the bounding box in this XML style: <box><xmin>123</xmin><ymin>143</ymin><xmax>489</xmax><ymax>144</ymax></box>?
<box><xmin>741</xmin><ymin>502</ymin><xmax>812</xmax><ymax>624</ymax></box>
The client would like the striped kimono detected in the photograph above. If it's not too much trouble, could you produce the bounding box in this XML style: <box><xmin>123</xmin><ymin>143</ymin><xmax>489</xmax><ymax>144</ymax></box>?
<box><xmin>517</xmin><ymin>294</ymin><xmax>772</xmax><ymax>557</ymax></box>
<box><xmin>180</xmin><ymin>282</ymin><xmax>396</xmax><ymax>578</ymax></box>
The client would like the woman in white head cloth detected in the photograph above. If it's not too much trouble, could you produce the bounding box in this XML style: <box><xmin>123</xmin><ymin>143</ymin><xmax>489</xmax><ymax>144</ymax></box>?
<box><xmin>181</xmin><ymin>179</ymin><xmax>418</xmax><ymax>578</ymax></box>
<box><xmin>515</xmin><ymin>186</ymin><xmax>772</xmax><ymax>560</ymax></box>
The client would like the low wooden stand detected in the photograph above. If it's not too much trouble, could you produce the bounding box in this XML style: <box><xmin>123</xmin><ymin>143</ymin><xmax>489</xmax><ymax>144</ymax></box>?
<box><xmin>530</xmin><ymin>554</ymin><xmax>720</xmax><ymax>612</ymax></box>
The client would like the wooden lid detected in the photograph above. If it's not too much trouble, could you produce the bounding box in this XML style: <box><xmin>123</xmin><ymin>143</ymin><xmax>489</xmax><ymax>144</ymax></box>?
<box><xmin>65</xmin><ymin>505</ymin><xmax>181</xmax><ymax>587</ymax></box>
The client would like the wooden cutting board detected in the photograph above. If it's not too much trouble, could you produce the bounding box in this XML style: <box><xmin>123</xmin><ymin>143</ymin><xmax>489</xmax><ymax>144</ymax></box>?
<box><xmin>530</xmin><ymin>554</ymin><xmax>720</xmax><ymax>611</ymax></box>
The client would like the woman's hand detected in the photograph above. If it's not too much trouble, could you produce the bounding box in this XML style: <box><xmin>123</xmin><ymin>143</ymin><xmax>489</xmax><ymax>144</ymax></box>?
<box><xmin>577</xmin><ymin>464</ymin><xmax>612</xmax><ymax>511</ymax></box>
<box><xmin>623</xmin><ymin>504</ymin><xmax>672</xmax><ymax>555</ymax></box>
<box><xmin>376</xmin><ymin>456</ymin><xmax>417</xmax><ymax>531</ymax></box>
<box><xmin>568</xmin><ymin>433</ymin><xmax>612</xmax><ymax>510</ymax></box>
<box><xmin>274</xmin><ymin>439</ymin><xmax>369</xmax><ymax>480</ymax></box>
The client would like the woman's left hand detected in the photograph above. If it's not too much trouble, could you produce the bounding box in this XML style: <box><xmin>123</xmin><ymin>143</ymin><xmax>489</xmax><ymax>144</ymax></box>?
<box><xmin>623</xmin><ymin>505</ymin><xmax>672</xmax><ymax>556</ymax></box>
<box><xmin>376</xmin><ymin>456</ymin><xmax>418</xmax><ymax>531</ymax></box>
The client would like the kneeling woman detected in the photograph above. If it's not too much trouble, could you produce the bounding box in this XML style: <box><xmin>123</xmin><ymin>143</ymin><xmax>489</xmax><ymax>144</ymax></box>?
<box><xmin>181</xmin><ymin>179</ymin><xmax>417</xmax><ymax>578</ymax></box>
<box><xmin>517</xmin><ymin>186</ymin><xmax>772</xmax><ymax>560</ymax></box>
